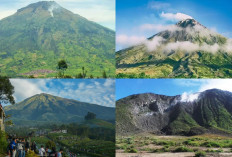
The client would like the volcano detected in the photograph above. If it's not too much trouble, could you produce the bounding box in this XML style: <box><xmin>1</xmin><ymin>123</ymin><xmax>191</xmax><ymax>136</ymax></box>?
<box><xmin>0</xmin><ymin>1</ymin><xmax>115</xmax><ymax>78</ymax></box>
<box><xmin>4</xmin><ymin>93</ymin><xmax>115</xmax><ymax>126</ymax></box>
<box><xmin>116</xmin><ymin>19</ymin><xmax>232</xmax><ymax>78</ymax></box>
<box><xmin>116</xmin><ymin>89</ymin><xmax>232</xmax><ymax>136</ymax></box>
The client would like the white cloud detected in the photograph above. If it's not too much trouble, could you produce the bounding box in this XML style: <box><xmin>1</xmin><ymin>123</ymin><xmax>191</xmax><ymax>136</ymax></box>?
<box><xmin>163</xmin><ymin>41</ymin><xmax>226</xmax><ymax>54</ymax></box>
<box><xmin>10</xmin><ymin>79</ymin><xmax>49</xmax><ymax>102</ymax></box>
<box><xmin>104</xmin><ymin>79</ymin><xmax>115</xmax><ymax>87</ymax></box>
<box><xmin>139</xmin><ymin>24</ymin><xmax>180</xmax><ymax>32</ymax></box>
<box><xmin>144</xmin><ymin>36</ymin><xmax>165</xmax><ymax>52</ymax></box>
<box><xmin>160</xmin><ymin>12</ymin><xmax>193</xmax><ymax>21</ymax></box>
<box><xmin>116</xmin><ymin>34</ymin><xmax>146</xmax><ymax>49</ymax></box>
<box><xmin>176</xmin><ymin>79</ymin><xmax>232</xmax><ymax>101</ymax></box>
<box><xmin>148</xmin><ymin>1</ymin><xmax>170</xmax><ymax>10</ymax></box>
<box><xmin>0</xmin><ymin>9</ymin><xmax>16</xmax><ymax>20</ymax></box>
<box><xmin>180</xmin><ymin>92</ymin><xmax>199</xmax><ymax>102</ymax></box>
<box><xmin>73</xmin><ymin>79</ymin><xmax>115</xmax><ymax>107</ymax></box>
<box><xmin>174</xmin><ymin>79</ymin><xmax>205</xmax><ymax>87</ymax></box>
<box><xmin>199</xmin><ymin>79</ymin><xmax>232</xmax><ymax>93</ymax></box>
<box><xmin>164</xmin><ymin>41</ymin><xmax>198</xmax><ymax>52</ymax></box>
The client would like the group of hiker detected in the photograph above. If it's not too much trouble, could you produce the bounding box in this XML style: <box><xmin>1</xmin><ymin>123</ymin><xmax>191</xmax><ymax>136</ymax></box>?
<box><xmin>8</xmin><ymin>138</ymin><xmax>63</xmax><ymax>157</ymax></box>
<box><xmin>8</xmin><ymin>138</ymin><xmax>29</xmax><ymax>157</ymax></box>
<box><xmin>38</xmin><ymin>146</ymin><xmax>63</xmax><ymax>157</ymax></box>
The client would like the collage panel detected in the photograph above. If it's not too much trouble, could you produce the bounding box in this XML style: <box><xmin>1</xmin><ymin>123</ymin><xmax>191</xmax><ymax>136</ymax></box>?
<box><xmin>1</xmin><ymin>0</ymin><xmax>232</xmax><ymax>157</ymax></box>
<box><xmin>0</xmin><ymin>0</ymin><xmax>115</xmax><ymax>78</ymax></box>
<box><xmin>116</xmin><ymin>79</ymin><xmax>232</xmax><ymax>157</ymax></box>
<box><xmin>0</xmin><ymin>78</ymin><xmax>115</xmax><ymax>157</ymax></box>
<box><xmin>116</xmin><ymin>0</ymin><xmax>232</xmax><ymax>78</ymax></box>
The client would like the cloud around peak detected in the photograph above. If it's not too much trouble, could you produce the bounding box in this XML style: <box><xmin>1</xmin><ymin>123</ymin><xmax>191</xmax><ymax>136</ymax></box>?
<box><xmin>160</xmin><ymin>12</ymin><xmax>193</xmax><ymax>21</ymax></box>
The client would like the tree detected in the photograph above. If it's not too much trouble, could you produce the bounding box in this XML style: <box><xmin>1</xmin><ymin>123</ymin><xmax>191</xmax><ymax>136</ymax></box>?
<box><xmin>81</xmin><ymin>67</ymin><xmax>87</xmax><ymax>78</ymax></box>
<box><xmin>45</xmin><ymin>140</ymin><xmax>56</xmax><ymax>149</ymax></box>
<box><xmin>84</xmin><ymin>112</ymin><xmax>96</xmax><ymax>120</ymax></box>
<box><xmin>57</xmin><ymin>60</ymin><xmax>68</xmax><ymax>78</ymax></box>
<box><xmin>102</xmin><ymin>70</ymin><xmax>107</xmax><ymax>78</ymax></box>
<box><xmin>0</xmin><ymin>76</ymin><xmax>15</xmax><ymax>104</ymax></box>
<box><xmin>4</xmin><ymin>115</ymin><xmax>13</xmax><ymax>126</ymax></box>
<box><xmin>76</xmin><ymin>73</ymin><xmax>83</xmax><ymax>78</ymax></box>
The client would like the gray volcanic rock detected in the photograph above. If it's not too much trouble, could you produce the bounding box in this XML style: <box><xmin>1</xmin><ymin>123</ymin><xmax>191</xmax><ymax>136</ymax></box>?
<box><xmin>116</xmin><ymin>89</ymin><xmax>232</xmax><ymax>136</ymax></box>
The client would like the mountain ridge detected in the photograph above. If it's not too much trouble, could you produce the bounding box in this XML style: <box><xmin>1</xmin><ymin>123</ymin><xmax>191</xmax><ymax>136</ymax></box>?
<box><xmin>116</xmin><ymin>19</ymin><xmax>232</xmax><ymax>78</ymax></box>
<box><xmin>116</xmin><ymin>89</ymin><xmax>232</xmax><ymax>136</ymax></box>
<box><xmin>0</xmin><ymin>1</ymin><xmax>115</xmax><ymax>77</ymax></box>
<box><xmin>5</xmin><ymin>93</ymin><xmax>115</xmax><ymax>126</ymax></box>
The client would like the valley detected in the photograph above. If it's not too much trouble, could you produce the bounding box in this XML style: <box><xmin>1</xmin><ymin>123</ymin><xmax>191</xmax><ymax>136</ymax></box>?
<box><xmin>3</xmin><ymin>92</ymin><xmax>115</xmax><ymax>157</ymax></box>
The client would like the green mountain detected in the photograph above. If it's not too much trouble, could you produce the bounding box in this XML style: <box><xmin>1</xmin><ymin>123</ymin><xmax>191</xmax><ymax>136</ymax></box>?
<box><xmin>4</xmin><ymin>93</ymin><xmax>115</xmax><ymax>126</ymax></box>
<box><xmin>116</xmin><ymin>89</ymin><xmax>232</xmax><ymax>136</ymax></box>
<box><xmin>0</xmin><ymin>1</ymin><xmax>115</xmax><ymax>78</ymax></box>
<box><xmin>116</xmin><ymin>19</ymin><xmax>232</xmax><ymax>78</ymax></box>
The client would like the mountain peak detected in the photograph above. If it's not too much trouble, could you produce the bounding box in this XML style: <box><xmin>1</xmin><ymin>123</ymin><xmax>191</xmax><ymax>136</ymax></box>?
<box><xmin>25</xmin><ymin>1</ymin><xmax>59</xmax><ymax>8</ymax></box>
<box><xmin>17</xmin><ymin>1</ymin><xmax>61</xmax><ymax>16</ymax></box>
<box><xmin>176</xmin><ymin>18</ymin><xmax>205</xmax><ymax>28</ymax></box>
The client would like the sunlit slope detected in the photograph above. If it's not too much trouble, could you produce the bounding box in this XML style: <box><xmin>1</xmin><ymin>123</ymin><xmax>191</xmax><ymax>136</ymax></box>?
<box><xmin>116</xmin><ymin>19</ymin><xmax>232</xmax><ymax>78</ymax></box>
<box><xmin>5</xmin><ymin>93</ymin><xmax>115</xmax><ymax>126</ymax></box>
<box><xmin>0</xmin><ymin>1</ymin><xmax>115</xmax><ymax>78</ymax></box>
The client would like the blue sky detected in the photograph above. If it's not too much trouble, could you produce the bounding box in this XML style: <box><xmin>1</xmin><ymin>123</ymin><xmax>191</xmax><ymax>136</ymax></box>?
<box><xmin>116</xmin><ymin>79</ymin><xmax>232</xmax><ymax>100</ymax></box>
<box><xmin>0</xmin><ymin>0</ymin><xmax>115</xmax><ymax>30</ymax></box>
<box><xmin>116</xmin><ymin>0</ymin><xmax>232</xmax><ymax>50</ymax></box>
<box><xmin>8</xmin><ymin>79</ymin><xmax>115</xmax><ymax>107</ymax></box>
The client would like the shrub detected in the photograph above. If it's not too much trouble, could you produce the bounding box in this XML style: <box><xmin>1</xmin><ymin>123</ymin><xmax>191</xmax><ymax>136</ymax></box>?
<box><xmin>195</xmin><ymin>151</ymin><xmax>206</xmax><ymax>157</ymax></box>
<box><xmin>201</xmin><ymin>141</ymin><xmax>221</xmax><ymax>148</ymax></box>
<box><xmin>0</xmin><ymin>131</ymin><xmax>8</xmax><ymax>154</ymax></box>
<box><xmin>125</xmin><ymin>148</ymin><xmax>138</xmax><ymax>153</ymax></box>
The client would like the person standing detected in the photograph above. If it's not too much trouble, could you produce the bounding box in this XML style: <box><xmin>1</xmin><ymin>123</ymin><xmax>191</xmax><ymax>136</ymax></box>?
<box><xmin>44</xmin><ymin>147</ymin><xmax>49</xmax><ymax>157</ymax></box>
<box><xmin>21</xmin><ymin>139</ymin><xmax>26</xmax><ymax>157</ymax></box>
<box><xmin>17</xmin><ymin>139</ymin><xmax>24</xmax><ymax>157</ymax></box>
<box><xmin>39</xmin><ymin>145</ymin><xmax>45</xmax><ymax>156</ymax></box>
<box><xmin>9</xmin><ymin>139</ymin><xmax>16</xmax><ymax>157</ymax></box>
<box><xmin>25</xmin><ymin>140</ymin><xmax>30</xmax><ymax>153</ymax></box>
<box><xmin>57</xmin><ymin>148</ymin><xmax>63</xmax><ymax>157</ymax></box>
<box><xmin>49</xmin><ymin>147</ymin><xmax>56</xmax><ymax>157</ymax></box>
<box><xmin>31</xmin><ymin>141</ymin><xmax>37</xmax><ymax>153</ymax></box>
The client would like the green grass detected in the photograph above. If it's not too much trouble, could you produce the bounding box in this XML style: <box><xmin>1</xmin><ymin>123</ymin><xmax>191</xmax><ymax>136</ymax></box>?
<box><xmin>195</xmin><ymin>151</ymin><xmax>206</xmax><ymax>157</ymax></box>
<box><xmin>117</xmin><ymin>134</ymin><xmax>232</xmax><ymax>154</ymax></box>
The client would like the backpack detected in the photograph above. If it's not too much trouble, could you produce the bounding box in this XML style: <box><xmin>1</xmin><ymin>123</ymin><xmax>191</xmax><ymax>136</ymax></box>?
<box><xmin>18</xmin><ymin>143</ymin><xmax>23</xmax><ymax>150</ymax></box>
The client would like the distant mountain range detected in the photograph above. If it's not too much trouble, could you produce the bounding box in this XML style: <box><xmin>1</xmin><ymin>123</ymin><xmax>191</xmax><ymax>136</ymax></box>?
<box><xmin>116</xmin><ymin>19</ymin><xmax>232</xmax><ymax>78</ymax></box>
<box><xmin>116</xmin><ymin>89</ymin><xmax>232</xmax><ymax>136</ymax></box>
<box><xmin>0</xmin><ymin>1</ymin><xmax>115</xmax><ymax>78</ymax></box>
<box><xmin>4</xmin><ymin>93</ymin><xmax>115</xmax><ymax>126</ymax></box>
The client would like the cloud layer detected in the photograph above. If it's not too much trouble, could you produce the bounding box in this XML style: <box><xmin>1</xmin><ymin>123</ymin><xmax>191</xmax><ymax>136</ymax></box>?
<box><xmin>160</xmin><ymin>12</ymin><xmax>193</xmax><ymax>21</ymax></box>
<box><xmin>10</xmin><ymin>79</ymin><xmax>115</xmax><ymax>107</ymax></box>
<box><xmin>119</xmin><ymin>23</ymin><xmax>232</xmax><ymax>54</ymax></box>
